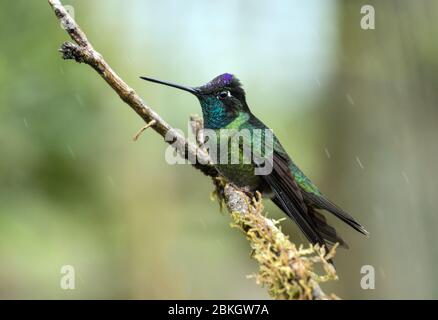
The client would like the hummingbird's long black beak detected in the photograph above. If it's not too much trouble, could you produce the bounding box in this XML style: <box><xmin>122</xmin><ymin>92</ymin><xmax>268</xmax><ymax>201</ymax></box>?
<box><xmin>140</xmin><ymin>76</ymin><xmax>199</xmax><ymax>95</ymax></box>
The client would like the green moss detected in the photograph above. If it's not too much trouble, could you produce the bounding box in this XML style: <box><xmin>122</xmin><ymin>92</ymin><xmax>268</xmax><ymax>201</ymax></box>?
<box><xmin>215</xmin><ymin>181</ymin><xmax>338</xmax><ymax>300</ymax></box>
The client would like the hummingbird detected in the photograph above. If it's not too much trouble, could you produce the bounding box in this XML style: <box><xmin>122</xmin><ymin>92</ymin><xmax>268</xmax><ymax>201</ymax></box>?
<box><xmin>140</xmin><ymin>73</ymin><xmax>368</xmax><ymax>249</ymax></box>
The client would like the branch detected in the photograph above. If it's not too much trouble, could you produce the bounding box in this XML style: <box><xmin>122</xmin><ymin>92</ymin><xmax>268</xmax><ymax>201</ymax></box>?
<box><xmin>48</xmin><ymin>0</ymin><xmax>338</xmax><ymax>300</ymax></box>
<box><xmin>219</xmin><ymin>183</ymin><xmax>338</xmax><ymax>300</ymax></box>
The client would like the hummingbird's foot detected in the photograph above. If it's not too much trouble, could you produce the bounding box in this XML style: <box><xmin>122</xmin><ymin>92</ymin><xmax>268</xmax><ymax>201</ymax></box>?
<box><xmin>211</xmin><ymin>176</ymin><xmax>229</xmax><ymax>212</ymax></box>
<box><xmin>239</xmin><ymin>185</ymin><xmax>253</xmax><ymax>195</ymax></box>
<box><xmin>233</xmin><ymin>184</ymin><xmax>257</xmax><ymax>200</ymax></box>
<box><xmin>132</xmin><ymin>119</ymin><xmax>156</xmax><ymax>141</ymax></box>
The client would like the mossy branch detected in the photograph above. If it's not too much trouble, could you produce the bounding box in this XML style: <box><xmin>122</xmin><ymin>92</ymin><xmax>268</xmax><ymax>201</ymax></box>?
<box><xmin>47</xmin><ymin>0</ymin><xmax>338</xmax><ymax>299</ymax></box>
<box><xmin>214</xmin><ymin>181</ymin><xmax>338</xmax><ymax>300</ymax></box>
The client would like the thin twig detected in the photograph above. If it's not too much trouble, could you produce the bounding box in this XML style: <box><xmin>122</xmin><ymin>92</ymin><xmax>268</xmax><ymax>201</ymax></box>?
<box><xmin>132</xmin><ymin>119</ymin><xmax>156</xmax><ymax>141</ymax></box>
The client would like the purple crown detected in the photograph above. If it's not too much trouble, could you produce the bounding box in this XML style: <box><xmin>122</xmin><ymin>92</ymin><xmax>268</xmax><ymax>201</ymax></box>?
<box><xmin>218</xmin><ymin>73</ymin><xmax>234</xmax><ymax>85</ymax></box>
<box><xmin>203</xmin><ymin>73</ymin><xmax>239</xmax><ymax>90</ymax></box>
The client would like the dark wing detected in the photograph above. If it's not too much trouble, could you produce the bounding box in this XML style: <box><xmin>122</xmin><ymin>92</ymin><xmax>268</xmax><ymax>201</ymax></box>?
<box><xmin>241</xmin><ymin>116</ymin><xmax>355</xmax><ymax>248</ymax></box>
<box><xmin>263</xmin><ymin>149</ymin><xmax>327</xmax><ymax>247</ymax></box>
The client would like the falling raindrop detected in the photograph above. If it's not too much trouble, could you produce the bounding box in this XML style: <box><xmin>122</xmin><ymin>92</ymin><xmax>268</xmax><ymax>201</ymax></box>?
<box><xmin>107</xmin><ymin>175</ymin><xmax>116</xmax><ymax>187</ymax></box>
<box><xmin>346</xmin><ymin>93</ymin><xmax>355</xmax><ymax>105</ymax></box>
<box><xmin>401</xmin><ymin>171</ymin><xmax>410</xmax><ymax>184</ymax></box>
<box><xmin>75</xmin><ymin>93</ymin><xmax>84</xmax><ymax>106</ymax></box>
<box><xmin>67</xmin><ymin>145</ymin><xmax>76</xmax><ymax>160</ymax></box>
<box><xmin>315</xmin><ymin>77</ymin><xmax>321</xmax><ymax>87</ymax></box>
<box><xmin>324</xmin><ymin>147</ymin><xmax>331</xmax><ymax>159</ymax></box>
<box><xmin>355</xmin><ymin>156</ymin><xmax>364</xmax><ymax>169</ymax></box>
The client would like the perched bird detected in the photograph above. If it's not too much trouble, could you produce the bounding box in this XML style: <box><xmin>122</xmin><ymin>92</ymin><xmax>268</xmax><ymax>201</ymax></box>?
<box><xmin>140</xmin><ymin>73</ymin><xmax>368</xmax><ymax>249</ymax></box>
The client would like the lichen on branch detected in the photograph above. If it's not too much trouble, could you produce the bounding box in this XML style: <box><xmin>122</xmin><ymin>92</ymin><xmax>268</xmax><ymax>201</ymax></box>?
<box><xmin>218</xmin><ymin>182</ymin><xmax>338</xmax><ymax>300</ymax></box>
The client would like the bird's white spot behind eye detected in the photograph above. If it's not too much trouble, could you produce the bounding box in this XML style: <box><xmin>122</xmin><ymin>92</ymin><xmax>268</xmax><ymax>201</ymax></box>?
<box><xmin>217</xmin><ymin>90</ymin><xmax>231</xmax><ymax>100</ymax></box>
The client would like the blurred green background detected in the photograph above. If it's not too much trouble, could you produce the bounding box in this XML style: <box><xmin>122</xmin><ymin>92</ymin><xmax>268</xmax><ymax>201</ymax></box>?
<box><xmin>0</xmin><ymin>0</ymin><xmax>437</xmax><ymax>299</ymax></box>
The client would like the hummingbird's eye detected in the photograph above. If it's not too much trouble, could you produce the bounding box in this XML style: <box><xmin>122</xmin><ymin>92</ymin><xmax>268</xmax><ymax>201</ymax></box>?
<box><xmin>217</xmin><ymin>90</ymin><xmax>231</xmax><ymax>100</ymax></box>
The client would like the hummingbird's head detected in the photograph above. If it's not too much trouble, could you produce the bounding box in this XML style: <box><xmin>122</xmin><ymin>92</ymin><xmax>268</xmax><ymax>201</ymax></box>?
<box><xmin>140</xmin><ymin>73</ymin><xmax>249</xmax><ymax>128</ymax></box>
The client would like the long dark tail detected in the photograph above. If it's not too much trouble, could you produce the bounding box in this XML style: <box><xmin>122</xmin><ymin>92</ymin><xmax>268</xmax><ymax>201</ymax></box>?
<box><xmin>303</xmin><ymin>192</ymin><xmax>369</xmax><ymax>237</ymax></box>
<box><xmin>307</xmin><ymin>207</ymin><xmax>349</xmax><ymax>248</ymax></box>
<box><xmin>271</xmin><ymin>196</ymin><xmax>347</xmax><ymax>249</ymax></box>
